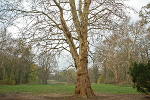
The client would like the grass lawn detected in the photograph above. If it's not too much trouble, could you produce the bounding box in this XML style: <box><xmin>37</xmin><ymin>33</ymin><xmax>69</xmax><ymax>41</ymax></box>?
<box><xmin>0</xmin><ymin>84</ymin><xmax>139</xmax><ymax>95</ymax></box>
<box><xmin>92</xmin><ymin>84</ymin><xmax>139</xmax><ymax>94</ymax></box>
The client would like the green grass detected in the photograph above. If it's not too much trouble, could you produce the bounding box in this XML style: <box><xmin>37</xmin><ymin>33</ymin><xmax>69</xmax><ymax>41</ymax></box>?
<box><xmin>0</xmin><ymin>84</ymin><xmax>75</xmax><ymax>94</ymax></box>
<box><xmin>92</xmin><ymin>84</ymin><xmax>139</xmax><ymax>94</ymax></box>
<box><xmin>0</xmin><ymin>84</ymin><xmax>139</xmax><ymax>95</ymax></box>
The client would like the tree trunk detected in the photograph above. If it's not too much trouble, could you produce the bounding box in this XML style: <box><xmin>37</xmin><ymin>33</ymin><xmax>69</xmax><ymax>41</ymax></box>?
<box><xmin>114</xmin><ymin>70</ymin><xmax>119</xmax><ymax>84</ymax></box>
<box><xmin>45</xmin><ymin>67</ymin><xmax>48</xmax><ymax>85</ymax></box>
<box><xmin>104</xmin><ymin>66</ymin><xmax>107</xmax><ymax>84</ymax></box>
<box><xmin>74</xmin><ymin>26</ymin><xmax>95</xmax><ymax>98</ymax></box>
<box><xmin>74</xmin><ymin>60</ymin><xmax>95</xmax><ymax>98</ymax></box>
<box><xmin>73</xmin><ymin>49</ymin><xmax>95</xmax><ymax>98</ymax></box>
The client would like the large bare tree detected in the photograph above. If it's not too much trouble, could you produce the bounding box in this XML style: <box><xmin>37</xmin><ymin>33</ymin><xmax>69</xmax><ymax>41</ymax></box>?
<box><xmin>1</xmin><ymin>0</ymin><xmax>127</xmax><ymax>98</ymax></box>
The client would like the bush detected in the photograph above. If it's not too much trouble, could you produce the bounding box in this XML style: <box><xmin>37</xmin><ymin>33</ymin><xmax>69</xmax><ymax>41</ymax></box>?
<box><xmin>129</xmin><ymin>61</ymin><xmax>150</xmax><ymax>94</ymax></box>
<box><xmin>0</xmin><ymin>78</ymin><xmax>15</xmax><ymax>85</ymax></box>
<box><xmin>0</xmin><ymin>80</ymin><xmax>4</xmax><ymax>85</ymax></box>
<box><xmin>97</xmin><ymin>76</ymin><xmax>102</xmax><ymax>84</ymax></box>
<box><xmin>0</xmin><ymin>78</ymin><xmax>9</xmax><ymax>85</ymax></box>
<box><xmin>8</xmin><ymin>80</ymin><xmax>16</xmax><ymax>85</ymax></box>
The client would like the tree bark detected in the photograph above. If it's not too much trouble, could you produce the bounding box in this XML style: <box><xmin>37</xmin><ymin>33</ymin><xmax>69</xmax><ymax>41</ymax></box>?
<box><xmin>74</xmin><ymin>39</ymin><xmax>95</xmax><ymax>98</ymax></box>
<box><xmin>114</xmin><ymin>70</ymin><xmax>119</xmax><ymax>85</ymax></box>
<box><xmin>74</xmin><ymin>64</ymin><xmax>95</xmax><ymax>98</ymax></box>
<box><xmin>45</xmin><ymin>67</ymin><xmax>48</xmax><ymax>85</ymax></box>
<box><xmin>74</xmin><ymin>8</ymin><xmax>95</xmax><ymax>97</ymax></box>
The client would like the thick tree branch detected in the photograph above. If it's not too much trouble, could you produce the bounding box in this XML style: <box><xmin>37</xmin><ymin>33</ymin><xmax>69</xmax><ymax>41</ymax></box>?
<box><xmin>53</xmin><ymin>0</ymin><xmax>79</xmax><ymax>69</ymax></box>
<box><xmin>79</xmin><ymin>0</ymin><xmax>83</xmax><ymax>21</ymax></box>
<box><xmin>69</xmin><ymin>0</ymin><xmax>81</xmax><ymax>36</ymax></box>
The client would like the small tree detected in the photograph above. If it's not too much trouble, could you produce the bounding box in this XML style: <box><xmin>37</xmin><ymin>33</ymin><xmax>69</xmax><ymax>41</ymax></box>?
<box><xmin>92</xmin><ymin>66</ymin><xmax>100</xmax><ymax>84</ymax></box>
<box><xmin>129</xmin><ymin>61</ymin><xmax>150</xmax><ymax>94</ymax></box>
<box><xmin>28</xmin><ymin>64</ymin><xmax>39</xmax><ymax>84</ymax></box>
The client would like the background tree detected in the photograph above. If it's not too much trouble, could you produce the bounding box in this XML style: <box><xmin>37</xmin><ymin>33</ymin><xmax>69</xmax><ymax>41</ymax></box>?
<box><xmin>94</xmin><ymin>19</ymin><xmax>148</xmax><ymax>84</ymax></box>
<box><xmin>139</xmin><ymin>2</ymin><xmax>150</xmax><ymax>31</ymax></box>
<box><xmin>28</xmin><ymin>64</ymin><xmax>39</xmax><ymax>84</ymax></box>
<box><xmin>88</xmin><ymin>66</ymin><xmax>100</xmax><ymax>84</ymax></box>
<box><xmin>67</xmin><ymin>68</ymin><xmax>77</xmax><ymax>84</ymax></box>
<box><xmin>38</xmin><ymin>51</ymin><xmax>57</xmax><ymax>85</ymax></box>
<box><xmin>54</xmin><ymin>68</ymin><xmax>77</xmax><ymax>84</ymax></box>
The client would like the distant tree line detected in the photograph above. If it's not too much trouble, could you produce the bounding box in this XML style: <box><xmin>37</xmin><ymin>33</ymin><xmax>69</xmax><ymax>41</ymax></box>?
<box><xmin>0</xmin><ymin>35</ymin><xmax>35</xmax><ymax>85</ymax></box>
<box><xmin>52</xmin><ymin>66</ymin><xmax>100</xmax><ymax>85</ymax></box>
<box><xmin>0</xmin><ymin>32</ymin><xmax>57</xmax><ymax>85</ymax></box>
<box><xmin>54</xmin><ymin>68</ymin><xmax>77</xmax><ymax>84</ymax></box>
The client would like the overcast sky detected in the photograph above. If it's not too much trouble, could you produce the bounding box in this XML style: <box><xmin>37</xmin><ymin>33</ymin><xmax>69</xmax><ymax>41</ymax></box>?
<box><xmin>125</xmin><ymin>0</ymin><xmax>149</xmax><ymax>21</ymax></box>
<box><xmin>127</xmin><ymin>0</ymin><xmax>149</xmax><ymax>10</ymax></box>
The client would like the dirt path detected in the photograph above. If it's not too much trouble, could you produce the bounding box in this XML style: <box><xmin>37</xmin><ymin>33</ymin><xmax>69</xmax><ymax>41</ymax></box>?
<box><xmin>0</xmin><ymin>92</ymin><xmax>150</xmax><ymax>100</ymax></box>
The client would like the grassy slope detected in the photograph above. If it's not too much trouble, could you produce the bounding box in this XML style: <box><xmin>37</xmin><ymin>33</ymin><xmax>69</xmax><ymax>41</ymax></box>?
<box><xmin>0</xmin><ymin>84</ymin><xmax>139</xmax><ymax>94</ymax></box>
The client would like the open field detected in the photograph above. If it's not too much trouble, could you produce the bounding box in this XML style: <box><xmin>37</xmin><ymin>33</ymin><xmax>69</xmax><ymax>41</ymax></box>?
<box><xmin>0</xmin><ymin>84</ymin><xmax>139</xmax><ymax>94</ymax></box>
<box><xmin>0</xmin><ymin>84</ymin><xmax>149</xmax><ymax>100</ymax></box>
<box><xmin>0</xmin><ymin>84</ymin><xmax>74</xmax><ymax>95</ymax></box>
